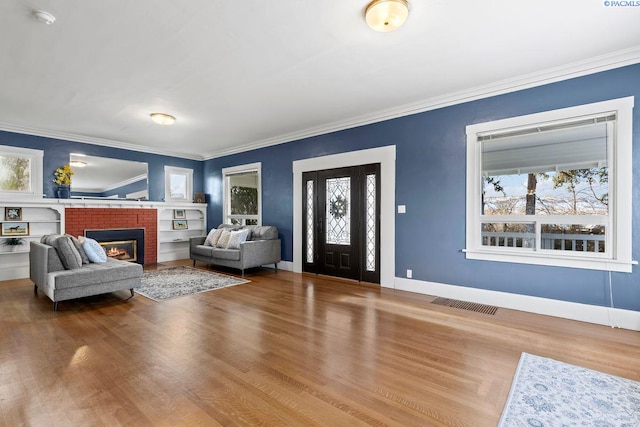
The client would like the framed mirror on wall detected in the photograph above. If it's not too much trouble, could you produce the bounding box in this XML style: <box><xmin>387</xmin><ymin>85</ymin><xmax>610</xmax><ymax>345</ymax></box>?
<box><xmin>70</xmin><ymin>154</ymin><xmax>149</xmax><ymax>200</ymax></box>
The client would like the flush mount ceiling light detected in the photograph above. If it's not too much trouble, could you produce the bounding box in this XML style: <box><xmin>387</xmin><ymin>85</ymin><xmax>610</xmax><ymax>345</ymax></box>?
<box><xmin>365</xmin><ymin>0</ymin><xmax>409</xmax><ymax>32</ymax></box>
<box><xmin>33</xmin><ymin>10</ymin><xmax>56</xmax><ymax>25</ymax></box>
<box><xmin>69</xmin><ymin>160</ymin><xmax>87</xmax><ymax>168</ymax></box>
<box><xmin>150</xmin><ymin>113</ymin><xmax>176</xmax><ymax>126</ymax></box>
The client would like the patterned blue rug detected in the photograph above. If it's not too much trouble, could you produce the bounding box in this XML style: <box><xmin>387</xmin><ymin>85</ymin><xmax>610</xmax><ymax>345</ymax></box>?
<box><xmin>499</xmin><ymin>353</ymin><xmax>640</xmax><ymax>426</ymax></box>
<box><xmin>137</xmin><ymin>266</ymin><xmax>250</xmax><ymax>302</ymax></box>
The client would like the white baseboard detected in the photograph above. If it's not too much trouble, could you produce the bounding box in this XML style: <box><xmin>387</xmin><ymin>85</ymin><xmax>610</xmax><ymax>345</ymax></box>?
<box><xmin>269</xmin><ymin>261</ymin><xmax>293</xmax><ymax>271</ymax></box>
<box><xmin>394</xmin><ymin>277</ymin><xmax>640</xmax><ymax>331</ymax></box>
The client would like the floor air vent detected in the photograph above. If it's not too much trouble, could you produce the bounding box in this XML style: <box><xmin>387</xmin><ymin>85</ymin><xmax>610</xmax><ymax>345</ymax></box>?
<box><xmin>431</xmin><ymin>298</ymin><xmax>498</xmax><ymax>315</ymax></box>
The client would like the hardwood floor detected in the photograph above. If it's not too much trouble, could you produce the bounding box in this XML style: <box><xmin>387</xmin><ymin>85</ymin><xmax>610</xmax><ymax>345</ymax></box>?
<box><xmin>1</xmin><ymin>260</ymin><xmax>639</xmax><ymax>426</ymax></box>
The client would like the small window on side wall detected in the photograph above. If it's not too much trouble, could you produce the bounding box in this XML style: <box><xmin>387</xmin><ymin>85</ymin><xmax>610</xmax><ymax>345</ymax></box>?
<box><xmin>164</xmin><ymin>166</ymin><xmax>193</xmax><ymax>202</ymax></box>
<box><xmin>0</xmin><ymin>145</ymin><xmax>43</xmax><ymax>198</ymax></box>
<box><xmin>222</xmin><ymin>162</ymin><xmax>261</xmax><ymax>226</ymax></box>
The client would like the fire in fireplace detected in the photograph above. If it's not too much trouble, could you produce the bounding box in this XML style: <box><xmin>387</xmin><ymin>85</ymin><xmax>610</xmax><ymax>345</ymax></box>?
<box><xmin>85</xmin><ymin>228</ymin><xmax>145</xmax><ymax>265</ymax></box>
<box><xmin>100</xmin><ymin>240</ymin><xmax>137</xmax><ymax>262</ymax></box>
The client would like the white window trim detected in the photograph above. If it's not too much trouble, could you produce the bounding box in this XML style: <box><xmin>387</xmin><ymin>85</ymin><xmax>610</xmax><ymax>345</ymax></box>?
<box><xmin>465</xmin><ymin>97</ymin><xmax>634</xmax><ymax>272</ymax></box>
<box><xmin>0</xmin><ymin>145</ymin><xmax>43</xmax><ymax>199</ymax></box>
<box><xmin>164</xmin><ymin>166</ymin><xmax>193</xmax><ymax>202</ymax></box>
<box><xmin>222</xmin><ymin>162</ymin><xmax>262</xmax><ymax>226</ymax></box>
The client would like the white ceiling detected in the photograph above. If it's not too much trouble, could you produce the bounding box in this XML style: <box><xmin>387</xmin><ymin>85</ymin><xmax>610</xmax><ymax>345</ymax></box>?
<box><xmin>1</xmin><ymin>1</ymin><xmax>639</xmax><ymax>160</ymax></box>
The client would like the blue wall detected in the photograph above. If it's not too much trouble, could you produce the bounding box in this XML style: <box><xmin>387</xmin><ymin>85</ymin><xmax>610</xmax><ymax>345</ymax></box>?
<box><xmin>0</xmin><ymin>132</ymin><xmax>203</xmax><ymax>201</ymax></box>
<box><xmin>204</xmin><ymin>63</ymin><xmax>640</xmax><ymax>311</ymax></box>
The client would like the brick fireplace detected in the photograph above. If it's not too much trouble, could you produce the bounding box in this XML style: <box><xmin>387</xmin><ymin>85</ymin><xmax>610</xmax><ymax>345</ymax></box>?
<box><xmin>65</xmin><ymin>208</ymin><xmax>157</xmax><ymax>264</ymax></box>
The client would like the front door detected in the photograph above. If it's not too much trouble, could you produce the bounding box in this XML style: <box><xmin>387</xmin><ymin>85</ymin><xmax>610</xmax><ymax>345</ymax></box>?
<box><xmin>303</xmin><ymin>164</ymin><xmax>380</xmax><ymax>283</ymax></box>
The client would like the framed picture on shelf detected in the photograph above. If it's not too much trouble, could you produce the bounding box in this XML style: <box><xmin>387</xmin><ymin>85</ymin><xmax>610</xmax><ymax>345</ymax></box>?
<box><xmin>172</xmin><ymin>220</ymin><xmax>188</xmax><ymax>230</ymax></box>
<box><xmin>173</xmin><ymin>209</ymin><xmax>186</xmax><ymax>219</ymax></box>
<box><xmin>4</xmin><ymin>207</ymin><xmax>22</xmax><ymax>221</ymax></box>
<box><xmin>2</xmin><ymin>222</ymin><xmax>29</xmax><ymax>236</ymax></box>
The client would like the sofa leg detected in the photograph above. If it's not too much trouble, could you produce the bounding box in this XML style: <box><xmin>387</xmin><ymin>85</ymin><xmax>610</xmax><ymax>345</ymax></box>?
<box><xmin>193</xmin><ymin>259</ymin><xmax>196</xmax><ymax>267</ymax></box>
<box><xmin>130</xmin><ymin>288</ymin><xmax>135</xmax><ymax>297</ymax></box>
<box><xmin>274</xmin><ymin>263</ymin><xmax>278</xmax><ymax>271</ymax></box>
<box><xmin>241</xmin><ymin>269</ymin><xmax>245</xmax><ymax>277</ymax></box>
<box><xmin>34</xmin><ymin>284</ymin><xmax>38</xmax><ymax>293</ymax></box>
<box><xmin>53</xmin><ymin>301</ymin><xmax>58</xmax><ymax>311</ymax></box>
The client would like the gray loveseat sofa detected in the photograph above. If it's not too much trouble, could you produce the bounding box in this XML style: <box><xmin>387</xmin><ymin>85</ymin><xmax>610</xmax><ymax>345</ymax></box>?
<box><xmin>30</xmin><ymin>236</ymin><xmax>143</xmax><ymax>311</ymax></box>
<box><xmin>190</xmin><ymin>224</ymin><xmax>281</xmax><ymax>276</ymax></box>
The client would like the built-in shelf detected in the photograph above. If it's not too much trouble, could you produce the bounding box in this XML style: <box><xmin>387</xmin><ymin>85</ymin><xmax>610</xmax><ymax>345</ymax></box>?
<box><xmin>157</xmin><ymin>206</ymin><xmax>207</xmax><ymax>262</ymax></box>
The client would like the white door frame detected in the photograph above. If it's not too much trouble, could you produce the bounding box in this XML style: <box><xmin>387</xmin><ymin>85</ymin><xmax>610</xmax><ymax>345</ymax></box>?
<box><xmin>292</xmin><ymin>145</ymin><xmax>396</xmax><ymax>288</ymax></box>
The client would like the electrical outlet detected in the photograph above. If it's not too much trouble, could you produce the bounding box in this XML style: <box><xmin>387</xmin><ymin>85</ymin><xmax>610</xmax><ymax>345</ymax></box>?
<box><xmin>406</xmin><ymin>269</ymin><xmax>412</xmax><ymax>279</ymax></box>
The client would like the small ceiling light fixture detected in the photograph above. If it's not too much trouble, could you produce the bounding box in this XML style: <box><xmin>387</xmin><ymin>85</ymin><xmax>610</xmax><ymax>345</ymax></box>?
<box><xmin>33</xmin><ymin>10</ymin><xmax>56</xmax><ymax>25</ymax></box>
<box><xmin>365</xmin><ymin>0</ymin><xmax>409</xmax><ymax>32</ymax></box>
<box><xmin>69</xmin><ymin>160</ymin><xmax>87</xmax><ymax>168</ymax></box>
<box><xmin>150</xmin><ymin>113</ymin><xmax>176</xmax><ymax>126</ymax></box>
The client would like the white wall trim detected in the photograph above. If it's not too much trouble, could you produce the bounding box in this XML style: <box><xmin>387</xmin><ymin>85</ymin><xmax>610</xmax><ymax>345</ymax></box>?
<box><xmin>292</xmin><ymin>146</ymin><xmax>395</xmax><ymax>288</ymax></box>
<box><xmin>203</xmin><ymin>46</ymin><xmax>640</xmax><ymax>160</ymax></box>
<box><xmin>395</xmin><ymin>277</ymin><xmax>640</xmax><ymax>331</ymax></box>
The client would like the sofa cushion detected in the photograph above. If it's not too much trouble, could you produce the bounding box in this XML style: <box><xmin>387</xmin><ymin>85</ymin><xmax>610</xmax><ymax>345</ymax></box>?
<box><xmin>245</xmin><ymin>225</ymin><xmax>278</xmax><ymax>241</ymax></box>
<box><xmin>211</xmin><ymin>248</ymin><xmax>241</xmax><ymax>261</ymax></box>
<box><xmin>192</xmin><ymin>245</ymin><xmax>215</xmax><ymax>257</ymax></box>
<box><xmin>216</xmin><ymin>229</ymin><xmax>232</xmax><ymax>248</ymax></box>
<box><xmin>226</xmin><ymin>229</ymin><xmax>250</xmax><ymax>249</ymax></box>
<box><xmin>66</xmin><ymin>234</ymin><xmax>90</xmax><ymax>264</ymax></box>
<box><xmin>50</xmin><ymin>259</ymin><xmax>143</xmax><ymax>290</ymax></box>
<box><xmin>204</xmin><ymin>228</ymin><xmax>224</xmax><ymax>247</ymax></box>
<box><xmin>41</xmin><ymin>234</ymin><xmax>82</xmax><ymax>270</ymax></box>
<box><xmin>82</xmin><ymin>237</ymin><xmax>108</xmax><ymax>263</ymax></box>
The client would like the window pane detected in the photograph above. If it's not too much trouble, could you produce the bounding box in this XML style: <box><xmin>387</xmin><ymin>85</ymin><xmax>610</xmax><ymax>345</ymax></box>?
<box><xmin>229</xmin><ymin>172</ymin><xmax>258</xmax><ymax>215</ymax></box>
<box><xmin>540</xmin><ymin>224</ymin><xmax>605</xmax><ymax>253</ymax></box>
<box><xmin>481</xmin><ymin>223</ymin><xmax>535</xmax><ymax>248</ymax></box>
<box><xmin>326</xmin><ymin>177</ymin><xmax>350</xmax><ymax>245</ymax></box>
<box><xmin>169</xmin><ymin>173</ymin><xmax>186</xmax><ymax>199</ymax></box>
<box><xmin>365</xmin><ymin>174</ymin><xmax>376</xmax><ymax>271</ymax></box>
<box><xmin>306</xmin><ymin>180</ymin><xmax>314</xmax><ymax>263</ymax></box>
<box><xmin>481</xmin><ymin>122</ymin><xmax>609</xmax><ymax>217</ymax></box>
<box><xmin>0</xmin><ymin>155</ymin><xmax>31</xmax><ymax>192</ymax></box>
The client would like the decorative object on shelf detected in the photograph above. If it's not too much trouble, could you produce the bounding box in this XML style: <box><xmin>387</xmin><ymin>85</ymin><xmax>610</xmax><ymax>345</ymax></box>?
<box><xmin>172</xmin><ymin>220</ymin><xmax>188</xmax><ymax>230</ymax></box>
<box><xmin>4</xmin><ymin>207</ymin><xmax>21</xmax><ymax>221</ymax></box>
<box><xmin>173</xmin><ymin>209</ymin><xmax>186</xmax><ymax>219</ymax></box>
<box><xmin>53</xmin><ymin>164</ymin><xmax>74</xmax><ymax>198</ymax></box>
<box><xmin>329</xmin><ymin>195</ymin><xmax>348</xmax><ymax>219</ymax></box>
<box><xmin>194</xmin><ymin>192</ymin><xmax>206</xmax><ymax>203</ymax></box>
<box><xmin>1</xmin><ymin>222</ymin><xmax>29</xmax><ymax>236</ymax></box>
<box><xmin>2</xmin><ymin>237</ymin><xmax>25</xmax><ymax>252</ymax></box>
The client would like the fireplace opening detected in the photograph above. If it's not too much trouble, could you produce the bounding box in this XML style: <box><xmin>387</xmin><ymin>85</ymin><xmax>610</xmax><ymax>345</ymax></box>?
<box><xmin>85</xmin><ymin>228</ymin><xmax>145</xmax><ymax>265</ymax></box>
<box><xmin>100</xmin><ymin>240</ymin><xmax>137</xmax><ymax>262</ymax></box>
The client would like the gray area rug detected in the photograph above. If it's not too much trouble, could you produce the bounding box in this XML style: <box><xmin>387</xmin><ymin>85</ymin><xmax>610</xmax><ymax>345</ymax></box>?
<box><xmin>498</xmin><ymin>352</ymin><xmax>640</xmax><ymax>426</ymax></box>
<box><xmin>137</xmin><ymin>266</ymin><xmax>250</xmax><ymax>302</ymax></box>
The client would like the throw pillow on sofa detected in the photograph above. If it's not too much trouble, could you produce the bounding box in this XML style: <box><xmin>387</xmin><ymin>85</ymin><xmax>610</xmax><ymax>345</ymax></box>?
<box><xmin>216</xmin><ymin>229</ymin><xmax>232</xmax><ymax>248</ymax></box>
<box><xmin>42</xmin><ymin>234</ymin><xmax>83</xmax><ymax>270</ymax></box>
<box><xmin>204</xmin><ymin>228</ymin><xmax>224</xmax><ymax>247</ymax></box>
<box><xmin>66</xmin><ymin>234</ymin><xmax>90</xmax><ymax>264</ymax></box>
<box><xmin>82</xmin><ymin>237</ymin><xmax>108</xmax><ymax>263</ymax></box>
<box><xmin>226</xmin><ymin>229</ymin><xmax>250</xmax><ymax>249</ymax></box>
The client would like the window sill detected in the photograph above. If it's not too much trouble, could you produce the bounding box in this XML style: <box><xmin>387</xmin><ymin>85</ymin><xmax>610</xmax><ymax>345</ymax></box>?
<box><xmin>463</xmin><ymin>248</ymin><xmax>634</xmax><ymax>272</ymax></box>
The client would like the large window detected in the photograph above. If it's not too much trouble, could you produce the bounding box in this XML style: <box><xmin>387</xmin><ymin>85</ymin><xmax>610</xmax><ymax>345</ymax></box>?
<box><xmin>0</xmin><ymin>145</ymin><xmax>43</xmax><ymax>198</ymax></box>
<box><xmin>465</xmin><ymin>97</ymin><xmax>633</xmax><ymax>272</ymax></box>
<box><xmin>222</xmin><ymin>162</ymin><xmax>261</xmax><ymax>226</ymax></box>
<box><xmin>164</xmin><ymin>166</ymin><xmax>193</xmax><ymax>202</ymax></box>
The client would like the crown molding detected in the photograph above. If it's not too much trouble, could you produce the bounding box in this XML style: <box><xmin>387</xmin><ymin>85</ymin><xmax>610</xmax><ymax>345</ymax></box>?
<box><xmin>0</xmin><ymin>122</ymin><xmax>204</xmax><ymax>161</ymax></box>
<box><xmin>1</xmin><ymin>45</ymin><xmax>638</xmax><ymax>162</ymax></box>
<box><xmin>202</xmin><ymin>45</ymin><xmax>640</xmax><ymax>160</ymax></box>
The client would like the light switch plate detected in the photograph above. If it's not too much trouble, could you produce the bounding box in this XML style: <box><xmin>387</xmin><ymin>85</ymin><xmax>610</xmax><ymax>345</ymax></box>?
<box><xmin>397</xmin><ymin>205</ymin><xmax>406</xmax><ymax>214</ymax></box>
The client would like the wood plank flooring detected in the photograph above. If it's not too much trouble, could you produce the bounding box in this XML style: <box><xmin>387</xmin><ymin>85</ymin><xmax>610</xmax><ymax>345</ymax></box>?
<box><xmin>1</xmin><ymin>260</ymin><xmax>639</xmax><ymax>426</ymax></box>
